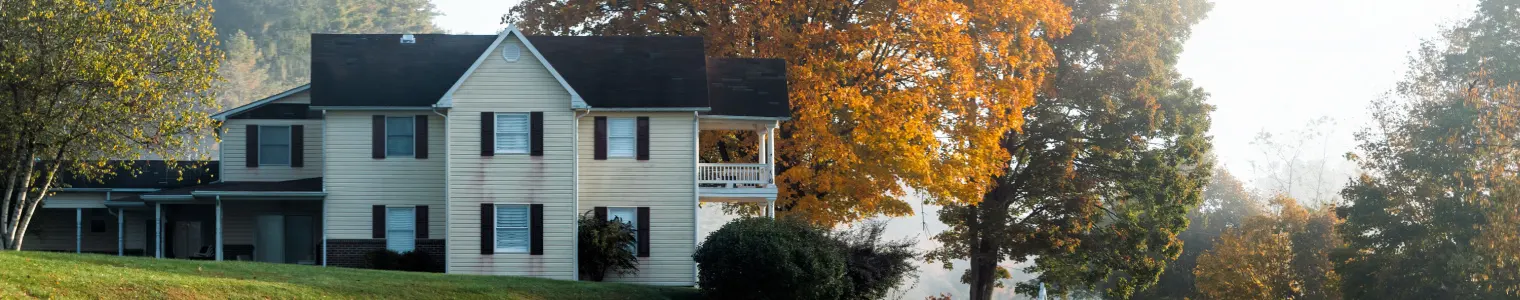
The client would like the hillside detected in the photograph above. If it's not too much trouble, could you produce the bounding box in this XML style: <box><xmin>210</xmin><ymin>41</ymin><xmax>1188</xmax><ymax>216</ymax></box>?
<box><xmin>0</xmin><ymin>251</ymin><xmax>697</xmax><ymax>299</ymax></box>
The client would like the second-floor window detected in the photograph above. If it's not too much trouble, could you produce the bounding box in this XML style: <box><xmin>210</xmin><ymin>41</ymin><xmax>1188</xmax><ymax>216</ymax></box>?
<box><xmin>607</xmin><ymin>117</ymin><xmax>636</xmax><ymax>158</ymax></box>
<box><xmin>495</xmin><ymin>113</ymin><xmax>530</xmax><ymax>154</ymax></box>
<box><xmin>386</xmin><ymin>116</ymin><xmax>415</xmax><ymax>157</ymax></box>
<box><xmin>258</xmin><ymin>125</ymin><xmax>292</xmax><ymax>166</ymax></box>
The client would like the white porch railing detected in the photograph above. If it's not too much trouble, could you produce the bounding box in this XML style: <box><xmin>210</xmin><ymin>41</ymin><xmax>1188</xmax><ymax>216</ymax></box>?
<box><xmin>698</xmin><ymin>163</ymin><xmax>771</xmax><ymax>187</ymax></box>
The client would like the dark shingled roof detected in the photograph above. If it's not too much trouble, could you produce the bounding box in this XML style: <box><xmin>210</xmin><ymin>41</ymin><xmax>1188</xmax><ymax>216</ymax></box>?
<box><xmin>528</xmin><ymin>36</ymin><xmax>709</xmax><ymax>108</ymax></box>
<box><xmin>306</xmin><ymin>33</ymin><xmax>788</xmax><ymax>117</ymax></box>
<box><xmin>705</xmin><ymin>58</ymin><xmax>791</xmax><ymax>118</ymax></box>
<box><xmin>143</xmin><ymin>177</ymin><xmax>323</xmax><ymax>196</ymax></box>
<box><xmin>310</xmin><ymin>34</ymin><xmax>495</xmax><ymax>107</ymax></box>
<box><xmin>55</xmin><ymin>160</ymin><xmax>218</xmax><ymax>189</ymax></box>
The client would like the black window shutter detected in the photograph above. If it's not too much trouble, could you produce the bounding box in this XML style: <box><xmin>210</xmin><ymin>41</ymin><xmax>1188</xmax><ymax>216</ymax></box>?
<box><xmin>531</xmin><ymin>204</ymin><xmax>544</xmax><ymax>255</ymax></box>
<box><xmin>246</xmin><ymin>125</ymin><xmax>259</xmax><ymax>168</ymax></box>
<box><xmin>637</xmin><ymin>207</ymin><xmax>650</xmax><ymax>257</ymax></box>
<box><xmin>636</xmin><ymin>117</ymin><xmax>650</xmax><ymax>160</ymax></box>
<box><xmin>530</xmin><ymin>112</ymin><xmax>544</xmax><ymax>156</ymax></box>
<box><xmin>372</xmin><ymin>115</ymin><xmax>385</xmax><ymax>159</ymax></box>
<box><xmin>291</xmin><ymin>125</ymin><xmax>305</xmax><ymax>167</ymax></box>
<box><xmin>481</xmin><ymin>112</ymin><xmax>495</xmax><ymax>156</ymax></box>
<box><xmin>594</xmin><ymin>207</ymin><xmax>607</xmax><ymax>221</ymax></box>
<box><xmin>372</xmin><ymin>205</ymin><xmax>386</xmax><ymax>239</ymax></box>
<box><xmin>480</xmin><ymin>203</ymin><xmax>494</xmax><ymax>255</ymax></box>
<box><xmin>415</xmin><ymin>205</ymin><xmax>429</xmax><ymax>239</ymax></box>
<box><xmin>594</xmin><ymin>116</ymin><xmax>608</xmax><ymax>160</ymax></box>
<box><xmin>415</xmin><ymin>115</ymin><xmax>429</xmax><ymax>159</ymax></box>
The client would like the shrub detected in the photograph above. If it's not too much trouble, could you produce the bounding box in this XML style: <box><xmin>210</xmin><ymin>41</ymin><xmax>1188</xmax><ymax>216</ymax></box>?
<box><xmin>693</xmin><ymin>217</ymin><xmax>848</xmax><ymax>300</ymax></box>
<box><xmin>579</xmin><ymin>211</ymin><xmax>638</xmax><ymax>281</ymax></box>
<box><xmin>834</xmin><ymin>221</ymin><xmax>919</xmax><ymax>300</ymax></box>
<box><xmin>364</xmin><ymin>249</ymin><xmax>402</xmax><ymax>270</ymax></box>
<box><xmin>398</xmin><ymin>250</ymin><xmax>441</xmax><ymax>272</ymax></box>
<box><xmin>365</xmin><ymin>249</ymin><xmax>439</xmax><ymax>273</ymax></box>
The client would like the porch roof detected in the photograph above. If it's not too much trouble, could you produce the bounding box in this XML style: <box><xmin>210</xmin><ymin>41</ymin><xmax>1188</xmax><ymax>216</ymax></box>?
<box><xmin>127</xmin><ymin>177</ymin><xmax>324</xmax><ymax>201</ymax></box>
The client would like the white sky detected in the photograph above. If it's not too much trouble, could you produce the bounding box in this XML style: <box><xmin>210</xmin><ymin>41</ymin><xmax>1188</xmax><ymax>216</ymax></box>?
<box><xmin>433</xmin><ymin>0</ymin><xmax>1481</xmax><ymax>298</ymax></box>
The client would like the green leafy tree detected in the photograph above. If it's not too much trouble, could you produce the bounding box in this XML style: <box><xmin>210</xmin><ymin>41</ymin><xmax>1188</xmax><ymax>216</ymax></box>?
<box><xmin>1135</xmin><ymin>167</ymin><xmax>1261</xmax><ymax>299</ymax></box>
<box><xmin>578</xmin><ymin>211</ymin><xmax>637</xmax><ymax>281</ymax></box>
<box><xmin>1334</xmin><ymin>1</ymin><xmax>1520</xmax><ymax>297</ymax></box>
<box><xmin>0</xmin><ymin>0</ymin><xmax>222</xmax><ymax>250</ymax></box>
<box><xmin>210</xmin><ymin>0</ymin><xmax>440</xmax><ymax>105</ymax></box>
<box><xmin>925</xmin><ymin>0</ymin><xmax>1215</xmax><ymax>298</ymax></box>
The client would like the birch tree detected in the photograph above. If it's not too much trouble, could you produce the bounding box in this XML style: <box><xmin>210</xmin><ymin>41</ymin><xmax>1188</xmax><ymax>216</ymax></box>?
<box><xmin>0</xmin><ymin>0</ymin><xmax>220</xmax><ymax>250</ymax></box>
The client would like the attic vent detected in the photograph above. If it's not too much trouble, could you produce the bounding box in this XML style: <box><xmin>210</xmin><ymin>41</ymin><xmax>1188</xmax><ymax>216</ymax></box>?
<box><xmin>400</xmin><ymin>34</ymin><xmax>416</xmax><ymax>44</ymax></box>
<box><xmin>502</xmin><ymin>44</ymin><xmax>522</xmax><ymax>62</ymax></box>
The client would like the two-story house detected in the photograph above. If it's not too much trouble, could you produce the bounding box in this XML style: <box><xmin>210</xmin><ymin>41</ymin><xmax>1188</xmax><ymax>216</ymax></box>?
<box><xmin>23</xmin><ymin>27</ymin><xmax>788</xmax><ymax>286</ymax></box>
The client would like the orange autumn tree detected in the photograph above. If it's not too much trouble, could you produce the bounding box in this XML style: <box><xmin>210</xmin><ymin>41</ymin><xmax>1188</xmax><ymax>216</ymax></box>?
<box><xmin>505</xmin><ymin>0</ymin><xmax>1072</xmax><ymax>224</ymax></box>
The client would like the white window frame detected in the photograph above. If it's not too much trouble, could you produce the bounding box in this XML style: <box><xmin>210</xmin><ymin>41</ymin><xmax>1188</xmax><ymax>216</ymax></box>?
<box><xmin>385</xmin><ymin>206</ymin><xmax>416</xmax><ymax>253</ymax></box>
<box><xmin>257</xmin><ymin>125</ymin><xmax>292</xmax><ymax>166</ymax></box>
<box><xmin>494</xmin><ymin>113</ymin><xmax>531</xmax><ymax>155</ymax></box>
<box><xmin>606</xmin><ymin>207</ymin><xmax>638</xmax><ymax>256</ymax></box>
<box><xmin>607</xmin><ymin>117</ymin><xmax>636</xmax><ymax>158</ymax></box>
<box><xmin>385</xmin><ymin>116</ymin><xmax>415</xmax><ymax>157</ymax></box>
<box><xmin>494</xmin><ymin>203</ymin><xmax>532</xmax><ymax>254</ymax></box>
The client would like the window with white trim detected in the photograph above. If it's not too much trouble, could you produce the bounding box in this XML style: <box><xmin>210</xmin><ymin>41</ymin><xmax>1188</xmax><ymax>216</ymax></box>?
<box><xmin>607</xmin><ymin>118</ymin><xmax>636</xmax><ymax>158</ymax></box>
<box><xmin>607</xmin><ymin>207</ymin><xmax>638</xmax><ymax>256</ymax></box>
<box><xmin>258</xmin><ymin>126</ymin><xmax>292</xmax><ymax>166</ymax></box>
<box><xmin>385</xmin><ymin>116</ymin><xmax>415</xmax><ymax>157</ymax></box>
<box><xmin>495</xmin><ymin>113</ymin><xmax>530</xmax><ymax>154</ymax></box>
<box><xmin>495</xmin><ymin>204</ymin><xmax>531</xmax><ymax>253</ymax></box>
<box><xmin>386</xmin><ymin>206</ymin><xmax>416</xmax><ymax>253</ymax></box>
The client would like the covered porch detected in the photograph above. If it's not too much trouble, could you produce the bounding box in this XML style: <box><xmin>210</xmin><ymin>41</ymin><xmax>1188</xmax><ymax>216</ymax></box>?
<box><xmin>129</xmin><ymin>177</ymin><xmax>325</xmax><ymax>264</ymax></box>
<box><xmin>697</xmin><ymin>117</ymin><xmax>781</xmax><ymax>216</ymax></box>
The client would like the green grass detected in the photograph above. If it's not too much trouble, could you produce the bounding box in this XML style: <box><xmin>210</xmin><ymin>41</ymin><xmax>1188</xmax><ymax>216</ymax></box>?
<box><xmin>0</xmin><ymin>251</ymin><xmax>699</xmax><ymax>299</ymax></box>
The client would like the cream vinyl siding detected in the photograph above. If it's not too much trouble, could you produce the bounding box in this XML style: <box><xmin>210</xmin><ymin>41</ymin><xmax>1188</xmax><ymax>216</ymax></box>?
<box><xmin>445</xmin><ymin>34</ymin><xmax>575</xmax><ymax>280</ymax></box>
<box><xmin>41</xmin><ymin>192</ymin><xmax>108</xmax><ymax>208</ymax></box>
<box><xmin>324</xmin><ymin>111</ymin><xmax>446</xmax><ymax>240</ymax></box>
<box><xmin>579</xmin><ymin>112</ymin><xmax>697</xmax><ymax>286</ymax></box>
<box><xmin>220</xmin><ymin>119</ymin><xmax>323</xmax><ymax>182</ymax></box>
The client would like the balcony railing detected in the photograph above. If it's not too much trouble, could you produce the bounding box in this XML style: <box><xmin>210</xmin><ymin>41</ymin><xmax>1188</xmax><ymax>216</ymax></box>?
<box><xmin>698</xmin><ymin>163</ymin><xmax>771</xmax><ymax>187</ymax></box>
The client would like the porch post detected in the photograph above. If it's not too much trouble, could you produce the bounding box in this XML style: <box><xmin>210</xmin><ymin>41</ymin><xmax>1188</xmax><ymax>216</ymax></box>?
<box><xmin>117</xmin><ymin>209</ymin><xmax>124</xmax><ymax>256</ymax></box>
<box><xmin>767</xmin><ymin>125</ymin><xmax>776</xmax><ymax>185</ymax></box>
<box><xmin>766</xmin><ymin>198</ymin><xmax>776</xmax><ymax>218</ymax></box>
<box><xmin>215</xmin><ymin>196</ymin><xmax>223</xmax><ymax>261</ymax></box>
<box><xmin>75</xmin><ymin>208</ymin><xmax>82</xmax><ymax>253</ymax></box>
<box><xmin>155</xmin><ymin>202</ymin><xmax>162</xmax><ymax>259</ymax></box>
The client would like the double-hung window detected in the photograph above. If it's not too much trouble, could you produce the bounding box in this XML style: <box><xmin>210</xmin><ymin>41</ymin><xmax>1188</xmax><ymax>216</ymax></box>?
<box><xmin>386</xmin><ymin>116</ymin><xmax>415</xmax><ymax>157</ymax></box>
<box><xmin>607</xmin><ymin>207</ymin><xmax>639</xmax><ymax>256</ymax></box>
<box><xmin>495</xmin><ymin>113</ymin><xmax>530</xmax><ymax>154</ymax></box>
<box><xmin>258</xmin><ymin>126</ymin><xmax>292</xmax><ymax>166</ymax></box>
<box><xmin>495</xmin><ymin>204</ymin><xmax>531</xmax><ymax>253</ymax></box>
<box><xmin>607</xmin><ymin>118</ymin><xmax>636</xmax><ymax>158</ymax></box>
<box><xmin>386</xmin><ymin>206</ymin><xmax>416</xmax><ymax>253</ymax></box>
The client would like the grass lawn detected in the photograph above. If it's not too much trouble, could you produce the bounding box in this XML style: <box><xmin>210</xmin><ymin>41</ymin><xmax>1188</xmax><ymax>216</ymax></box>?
<box><xmin>0</xmin><ymin>251</ymin><xmax>699</xmax><ymax>299</ymax></box>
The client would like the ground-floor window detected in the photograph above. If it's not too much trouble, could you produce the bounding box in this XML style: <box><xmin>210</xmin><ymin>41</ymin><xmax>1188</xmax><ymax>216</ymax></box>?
<box><xmin>386</xmin><ymin>206</ymin><xmax>416</xmax><ymax>252</ymax></box>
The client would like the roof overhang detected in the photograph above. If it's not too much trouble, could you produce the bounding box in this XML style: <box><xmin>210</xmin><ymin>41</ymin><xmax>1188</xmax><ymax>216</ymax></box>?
<box><xmin>54</xmin><ymin>188</ymin><xmax>160</xmax><ymax>192</ymax></box>
<box><xmin>699</xmin><ymin>115</ymin><xmax>791</xmax><ymax>121</ymax></box>
<box><xmin>211</xmin><ymin>84</ymin><xmax>311</xmax><ymax>121</ymax></box>
<box><xmin>581</xmin><ymin>107</ymin><xmax>713</xmax><ymax>112</ymax></box>
<box><xmin>436</xmin><ymin>25</ymin><xmax>588</xmax><ymax>110</ymax></box>
<box><xmin>310</xmin><ymin>106</ymin><xmax>436</xmax><ymax>111</ymax></box>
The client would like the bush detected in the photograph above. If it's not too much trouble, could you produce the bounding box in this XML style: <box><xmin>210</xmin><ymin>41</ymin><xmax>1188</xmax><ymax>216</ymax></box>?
<box><xmin>579</xmin><ymin>211</ymin><xmax>639</xmax><ymax>281</ymax></box>
<box><xmin>364</xmin><ymin>249</ymin><xmax>439</xmax><ymax>273</ymax></box>
<box><xmin>834</xmin><ymin>221</ymin><xmax>918</xmax><ymax>300</ymax></box>
<box><xmin>397</xmin><ymin>250</ymin><xmax>441</xmax><ymax>272</ymax></box>
<box><xmin>693</xmin><ymin>217</ymin><xmax>848</xmax><ymax>300</ymax></box>
<box><xmin>364</xmin><ymin>249</ymin><xmax>402</xmax><ymax>270</ymax></box>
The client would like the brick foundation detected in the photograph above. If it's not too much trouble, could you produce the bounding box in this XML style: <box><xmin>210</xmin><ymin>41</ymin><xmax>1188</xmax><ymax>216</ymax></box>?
<box><xmin>326</xmin><ymin>239</ymin><xmax>445</xmax><ymax>270</ymax></box>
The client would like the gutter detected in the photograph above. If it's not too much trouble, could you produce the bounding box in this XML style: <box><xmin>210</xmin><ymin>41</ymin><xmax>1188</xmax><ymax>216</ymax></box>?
<box><xmin>591</xmin><ymin>107</ymin><xmax>711</xmax><ymax>112</ymax></box>
<box><xmin>55</xmin><ymin>188</ymin><xmax>159</xmax><ymax>192</ymax></box>
<box><xmin>190</xmin><ymin>191</ymin><xmax>327</xmax><ymax>197</ymax></box>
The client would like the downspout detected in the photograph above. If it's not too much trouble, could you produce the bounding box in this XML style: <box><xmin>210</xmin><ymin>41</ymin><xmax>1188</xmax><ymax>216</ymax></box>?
<box><xmin>691</xmin><ymin>111</ymin><xmax>700</xmax><ymax>286</ymax></box>
<box><xmin>320</xmin><ymin>109</ymin><xmax>329</xmax><ymax>266</ymax></box>
<box><xmin>572</xmin><ymin>107</ymin><xmax>591</xmax><ymax>281</ymax></box>
<box><xmin>432</xmin><ymin>106</ymin><xmax>450</xmax><ymax>273</ymax></box>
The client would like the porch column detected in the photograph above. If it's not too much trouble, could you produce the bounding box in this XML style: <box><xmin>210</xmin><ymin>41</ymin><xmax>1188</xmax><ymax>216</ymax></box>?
<box><xmin>75</xmin><ymin>208</ymin><xmax>82</xmax><ymax>253</ymax></box>
<box><xmin>767</xmin><ymin>125</ymin><xmax>776</xmax><ymax>185</ymax></box>
<box><xmin>117</xmin><ymin>209</ymin><xmax>124</xmax><ymax>256</ymax></box>
<box><xmin>155</xmin><ymin>202</ymin><xmax>162</xmax><ymax>258</ymax></box>
<box><xmin>215</xmin><ymin>197</ymin><xmax>223</xmax><ymax>261</ymax></box>
<box><xmin>766</xmin><ymin>198</ymin><xmax>776</xmax><ymax>218</ymax></box>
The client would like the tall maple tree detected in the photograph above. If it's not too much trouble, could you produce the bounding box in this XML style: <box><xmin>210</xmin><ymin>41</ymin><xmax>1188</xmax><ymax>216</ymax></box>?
<box><xmin>1193</xmin><ymin>196</ymin><xmax>1342</xmax><ymax>300</ymax></box>
<box><xmin>504</xmin><ymin>0</ymin><xmax>1073</xmax><ymax>225</ymax></box>
<box><xmin>926</xmin><ymin>0</ymin><xmax>1214</xmax><ymax>298</ymax></box>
